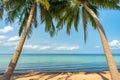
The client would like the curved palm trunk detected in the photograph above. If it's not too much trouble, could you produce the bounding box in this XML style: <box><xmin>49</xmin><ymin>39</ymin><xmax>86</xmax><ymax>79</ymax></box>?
<box><xmin>2</xmin><ymin>1</ymin><xmax>36</xmax><ymax>80</ymax></box>
<box><xmin>83</xmin><ymin>3</ymin><xmax>120</xmax><ymax>80</ymax></box>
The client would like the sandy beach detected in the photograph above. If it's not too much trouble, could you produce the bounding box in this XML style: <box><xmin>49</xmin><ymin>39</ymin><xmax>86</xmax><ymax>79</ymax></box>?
<box><xmin>0</xmin><ymin>71</ymin><xmax>117</xmax><ymax>80</ymax></box>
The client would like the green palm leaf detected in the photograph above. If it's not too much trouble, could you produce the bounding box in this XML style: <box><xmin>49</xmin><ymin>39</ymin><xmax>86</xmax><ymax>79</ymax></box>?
<box><xmin>37</xmin><ymin>0</ymin><xmax>50</xmax><ymax>10</ymax></box>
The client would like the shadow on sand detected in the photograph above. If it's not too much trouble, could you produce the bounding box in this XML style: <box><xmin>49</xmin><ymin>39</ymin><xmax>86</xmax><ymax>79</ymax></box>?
<box><xmin>85</xmin><ymin>71</ymin><xmax>109</xmax><ymax>80</ymax></box>
<box><xmin>13</xmin><ymin>72</ymin><xmax>73</xmax><ymax>80</ymax></box>
<box><xmin>6</xmin><ymin>71</ymin><xmax>111</xmax><ymax>80</ymax></box>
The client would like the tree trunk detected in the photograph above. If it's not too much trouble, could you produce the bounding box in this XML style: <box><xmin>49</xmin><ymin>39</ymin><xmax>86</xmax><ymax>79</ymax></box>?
<box><xmin>2</xmin><ymin>1</ymin><xmax>36</xmax><ymax>80</ymax></box>
<box><xmin>83</xmin><ymin>3</ymin><xmax>120</xmax><ymax>80</ymax></box>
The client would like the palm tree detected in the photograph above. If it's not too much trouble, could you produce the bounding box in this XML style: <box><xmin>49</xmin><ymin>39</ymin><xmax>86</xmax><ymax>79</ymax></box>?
<box><xmin>1</xmin><ymin>0</ymin><xmax>120</xmax><ymax>80</ymax></box>
<box><xmin>83</xmin><ymin>2</ymin><xmax>120</xmax><ymax>80</ymax></box>
<box><xmin>1</xmin><ymin>0</ymin><xmax>57</xmax><ymax>79</ymax></box>
<box><xmin>55</xmin><ymin>0</ymin><xmax>120</xmax><ymax>80</ymax></box>
<box><xmin>2</xmin><ymin>1</ymin><xmax>36</xmax><ymax>80</ymax></box>
<box><xmin>1</xmin><ymin>0</ymin><xmax>68</xmax><ymax>79</ymax></box>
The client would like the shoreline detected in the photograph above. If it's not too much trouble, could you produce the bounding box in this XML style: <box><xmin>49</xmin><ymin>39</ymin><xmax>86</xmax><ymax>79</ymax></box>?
<box><xmin>0</xmin><ymin>71</ymin><xmax>118</xmax><ymax>80</ymax></box>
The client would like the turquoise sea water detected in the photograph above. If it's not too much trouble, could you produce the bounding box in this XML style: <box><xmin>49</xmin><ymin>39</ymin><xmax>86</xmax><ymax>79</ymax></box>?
<box><xmin>0</xmin><ymin>54</ymin><xmax>120</xmax><ymax>72</ymax></box>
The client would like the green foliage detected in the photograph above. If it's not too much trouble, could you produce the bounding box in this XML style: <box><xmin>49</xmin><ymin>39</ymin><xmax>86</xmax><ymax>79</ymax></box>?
<box><xmin>1</xmin><ymin>0</ymin><xmax>56</xmax><ymax>38</ymax></box>
<box><xmin>37</xmin><ymin>0</ymin><xmax>50</xmax><ymax>10</ymax></box>
<box><xmin>54</xmin><ymin>2</ymin><xmax>80</xmax><ymax>35</ymax></box>
<box><xmin>2</xmin><ymin>0</ymin><xmax>33</xmax><ymax>38</ymax></box>
<box><xmin>90</xmin><ymin>0</ymin><xmax>120</xmax><ymax>9</ymax></box>
<box><xmin>1</xmin><ymin>0</ymin><xmax>120</xmax><ymax>40</ymax></box>
<box><xmin>55</xmin><ymin>0</ymin><xmax>120</xmax><ymax>42</ymax></box>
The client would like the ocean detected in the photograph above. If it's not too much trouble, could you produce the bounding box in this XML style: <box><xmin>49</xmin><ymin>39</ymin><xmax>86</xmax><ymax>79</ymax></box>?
<box><xmin>0</xmin><ymin>54</ymin><xmax>120</xmax><ymax>73</ymax></box>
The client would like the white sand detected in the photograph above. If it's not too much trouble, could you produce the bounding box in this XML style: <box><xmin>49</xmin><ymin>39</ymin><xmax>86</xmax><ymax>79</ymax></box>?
<box><xmin>0</xmin><ymin>71</ymin><xmax>117</xmax><ymax>80</ymax></box>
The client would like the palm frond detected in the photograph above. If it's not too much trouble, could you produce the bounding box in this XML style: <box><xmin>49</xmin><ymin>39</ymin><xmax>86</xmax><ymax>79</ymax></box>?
<box><xmin>37</xmin><ymin>0</ymin><xmax>50</xmax><ymax>10</ymax></box>
<box><xmin>74</xmin><ymin>6</ymin><xmax>80</xmax><ymax>32</ymax></box>
<box><xmin>91</xmin><ymin>0</ymin><xmax>120</xmax><ymax>9</ymax></box>
<box><xmin>82</xmin><ymin>7</ymin><xmax>88</xmax><ymax>43</ymax></box>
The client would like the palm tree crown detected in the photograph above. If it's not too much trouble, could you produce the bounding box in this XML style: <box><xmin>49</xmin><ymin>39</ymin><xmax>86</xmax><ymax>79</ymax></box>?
<box><xmin>55</xmin><ymin>0</ymin><xmax>120</xmax><ymax>42</ymax></box>
<box><xmin>1</xmin><ymin>0</ymin><xmax>65</xmax><ymax>37</ymax></box>
<box><xmin>1</xmin><ymin>0</ymin><xmax>120</xmax><ymax>80</ymax></box>
<box><xmin>54</xmin><ymin>0</ymin><xmax>120</xmax><ymax>80</ymax></box>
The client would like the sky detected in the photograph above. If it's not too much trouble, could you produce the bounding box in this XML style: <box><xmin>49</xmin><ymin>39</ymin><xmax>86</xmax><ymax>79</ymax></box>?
<box><xmin>0</xmin><ymin>9</ymin><xmax>120</xmax><ymax>54</ymax></box>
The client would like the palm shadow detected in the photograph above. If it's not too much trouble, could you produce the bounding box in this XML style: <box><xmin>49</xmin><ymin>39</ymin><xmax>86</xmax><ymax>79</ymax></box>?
<box><xmin>13</xmin><ymin>72</ymin><xmax>44</xmax><ymax>79</ymax></box>
<box><xmin>44</xmin><ymin>72</ymin><xmax>61</xmax><ymax>80</ymax></box>
<box><xmin>14</xmin><ymin>72</ymin><xmax>73</xmax><ymax>80</ymax></box>
<box><xmin>85</xmin><ymin>71</ymin><xmax>109</xmax><ymax>80</ymax></box>
<box><xmin>40</xmin><ymin>72</ymin><xmax>73</xmax><ymax>80</ymax></box>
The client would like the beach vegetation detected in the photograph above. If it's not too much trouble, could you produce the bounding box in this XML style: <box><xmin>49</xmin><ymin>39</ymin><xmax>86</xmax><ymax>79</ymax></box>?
<box><xmin>0</xmin><ymin>0</ymin><xmax>120</xmax><ymax>80</ymax></box>
<box><xmin>54</xmin><ymin>0</ymin><xmax>120</xmax><ymax>80</ymax></box>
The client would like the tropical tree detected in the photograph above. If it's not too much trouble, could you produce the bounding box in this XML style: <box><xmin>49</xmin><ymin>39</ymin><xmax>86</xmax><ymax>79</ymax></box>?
<box><xmin>55</xmin><ymin>0</ymin><xmax>120</xmax><ymax>80</ymax></box>
<box><xmin>2</xmin><ymin>1</ymin><xmax>37</xmax><ymax>80</ymax></box>
<box><xmin>1</xmin><ymin>0</ymin><xmax>120</xmax><ymax>80</ymax></box>
<box><xmin>1</xmin><ymin>0</ymin><xmax>59</xmax><ymax>79</ymax></box>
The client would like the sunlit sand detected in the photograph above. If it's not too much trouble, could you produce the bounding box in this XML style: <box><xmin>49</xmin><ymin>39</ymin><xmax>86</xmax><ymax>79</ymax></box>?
<box><xmin>1</xmin><ymin>71</ymin><xmax>118</xmax><ymax>80</ymax></box>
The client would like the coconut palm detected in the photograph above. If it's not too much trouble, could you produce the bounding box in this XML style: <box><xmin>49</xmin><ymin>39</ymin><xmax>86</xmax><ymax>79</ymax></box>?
<box><xmin>1</xmin><ymin>0</ymin><xmax>59</xmax><ymax>79</ymax></box>
<box><xmin>1</xmin><ymin>0</ymin><xmax>120</xmax><ymax>80</ymax></box>
<box><xmin>1</xmin><ymin>0</ymin><xmax>68</xmax><ymax>79</ymax></box>
<box><xmin>55</xmin><ymin>0</ymin><xmax>120</xmax><ymax>80</ymax></box>
<box><xmin>2</xmin><ymin>1</ymin><xmax>37</xmax><ymax>80</ymax></box>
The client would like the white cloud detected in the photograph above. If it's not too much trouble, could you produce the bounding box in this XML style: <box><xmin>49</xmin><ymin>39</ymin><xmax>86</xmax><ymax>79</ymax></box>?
<box><xmin>23</xmin><ymin>45</ymin><xmax>39</xmax><ymax>49</ymax></box>
<box><xmin>1</xmin><ymin>36</ymin><xmax>19</xmax><ymax>46</ymax></box>
<box><xmin>8</xmin><ymin>36</ymin><xmax>20</xmax><ymax>41</ymax></box>
<box><xmin>96</xmin><ymin>46</ymin><xmax>101</xmax><ymax>48</ymax></box>
<box><xmin>1</xmin><ymin>36</ymin><xmax>80</xmax><ymax>52</ymax></box>
<box><xmin>23</xmin><ymin>44</ymin><xmax>80</xmax><ymax>51</ymax></box>
<box><xmin>0</xmin><ymin>35</ymin><xmax>7</xmax><ymax>44</ymax></box>
<box><xmin>0</xmin><ymin>35</ymin><xmax>6</xmax><ymax>40</ymax></box>
<box><xmin>3</xmin><ymin>41</ymin><xmax>18</xmax><ymax>46</ymax></box>
<box><xmin>0</xmin><ymin>26</ymin><xmax>14</xmax><ymax>33</ymax></box>
<box><xmin>54</xmin><ymin>46</ymin><xmax>80</xmax><ymax>50</ymax></box>
<box><xmin>109</xmin><ymin>40</ymin><xmax>120</xmax><ymax>49</ymax></box>
<box><xmin>39</xmin><ymin>46</ymin><xmax>51</xmax><ymax>50</ymax></box>
<box><xmin>23</xmin><ymin>44</ymin><xmax>50</xmax><ymax>50</ymax></box>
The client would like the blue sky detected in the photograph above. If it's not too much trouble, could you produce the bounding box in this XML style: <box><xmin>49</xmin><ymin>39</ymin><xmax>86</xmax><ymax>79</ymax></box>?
<box><xmin>0</xmin><ymin>9</ymin><xmax>120</xmax><ymax>54</ymax></box>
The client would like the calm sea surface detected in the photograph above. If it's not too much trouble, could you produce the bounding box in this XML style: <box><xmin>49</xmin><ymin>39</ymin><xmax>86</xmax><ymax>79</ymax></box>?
<box><xmin>0</xmin><ymin>54</ymin><xmax>120</xmax><ymax>72</ymax></box>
